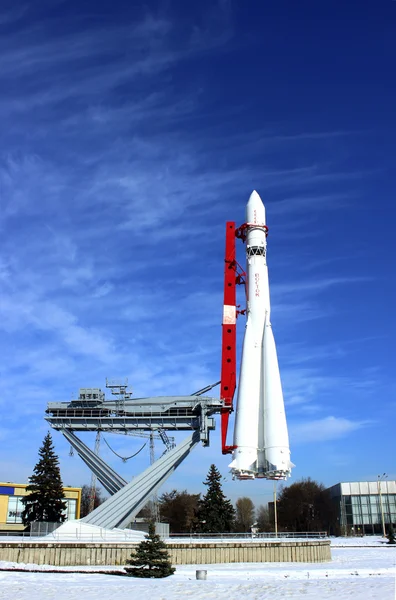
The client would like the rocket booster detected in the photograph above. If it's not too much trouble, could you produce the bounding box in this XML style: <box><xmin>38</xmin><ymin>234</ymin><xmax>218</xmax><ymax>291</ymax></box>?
<box><xmin>229</xmin><ymin>191</ymin><xmax>293</xmax><ymax>480</ymax></box>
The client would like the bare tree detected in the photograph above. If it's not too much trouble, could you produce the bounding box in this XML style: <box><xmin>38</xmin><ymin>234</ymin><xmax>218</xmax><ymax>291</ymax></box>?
<box><xmin>277</xmin><ymin>478</ymin><xmax>336</xmax><ymax>532</ymax></box>
<box><xmin>256</xmin><ymin>505</ymin><xmax>272</xmax><ymax>532</ymax></box>
<box><xmin>136</xmin><ymin>500</ymin><xmax>158</xmax><ymax>522</ymax></box>
<box><xmin>159</xmin><ymin>490</ymin><xmax>200</xmax><ymax>533</ymax></box>
<box><xmin>80</xmin><ymin>484</ymin><xmax>105</xmax><ymax>518</ymax></box>
<box><xmin>235</xmin><ymin>497</ymin><xmax>255</xmax><ymax>532</ymax></box>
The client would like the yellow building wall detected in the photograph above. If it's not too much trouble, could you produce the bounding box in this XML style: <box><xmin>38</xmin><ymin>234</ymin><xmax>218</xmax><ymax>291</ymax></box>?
<box><xmin>13</xmin><ymin>485</ymin><xmax>28</xmax><ymax>497</ymax></box>
<box><xmin>0</xmin><ymin>483</ymin><xmax>82</xmax><ymax>530</ymax></box>
<box><xmin>0</xmin><ymin>496</ymin><xmax>8</xmax><ymax>525</ymax></box>
<box><xmin>63</xmin><ymin>487</ymin><xmax>81</xmax><ymax>519</ymax></box>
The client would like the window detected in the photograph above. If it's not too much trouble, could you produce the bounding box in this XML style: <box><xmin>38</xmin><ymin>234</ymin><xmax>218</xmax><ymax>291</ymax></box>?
<box><xmin>62</xmin><ymin>498</ymin><xmax>77</xmax><ymax>520</ymax></box>
<box><xmin>7</xmin><ymin>496</ymin><xmax>24</xmax><ymax>523</ymax></box>
<box><xmin>352</xmin><ymin>504</ymin><xmax>362</xmax><ymax>523</ymax></box>
<box><xmin>7</xmin><ymin>495</ymin><xmax>77</xmax><ymax>523</ymax></box>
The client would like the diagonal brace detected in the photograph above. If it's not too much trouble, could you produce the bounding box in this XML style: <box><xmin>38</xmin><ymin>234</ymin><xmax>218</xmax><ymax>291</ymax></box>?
<box><xmin>60</xmin><ymin>429</ymin><xmax>127</xmax><ymax>495</ymax></box>
<box><xmin>82</xmin><ymin>430</ymin><xmax>200</xmax><ymax>529</ymax></box>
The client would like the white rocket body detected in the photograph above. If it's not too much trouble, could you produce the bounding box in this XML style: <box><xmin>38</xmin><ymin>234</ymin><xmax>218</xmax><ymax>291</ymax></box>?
<box><xmin>229</xmin><ymin>191</ymin><xmax>293</xmax><ymax>480</ymax></box>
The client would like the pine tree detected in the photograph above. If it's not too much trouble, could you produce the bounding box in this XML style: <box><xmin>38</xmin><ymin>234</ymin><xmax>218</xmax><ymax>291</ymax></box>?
<box><xmin>125</xmin><ymin>522</ymin><xmax>175</xmax><ymax>578</ymax></box>
<box><xmin>196</xmin><ymin>464</ymin><xmax>235</xmax><ymax>533</ymax></box>
<box><xmin>22</xmin><ymin>432</ymin><xmax>67</xmax><ymax>526</ymax></box>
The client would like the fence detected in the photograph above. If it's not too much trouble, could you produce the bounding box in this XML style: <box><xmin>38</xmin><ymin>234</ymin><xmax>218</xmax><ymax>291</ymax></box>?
<box><xmin>0</xmin><ymin>530</ymin><xmax>144</xmax><ymax>542</ymax></box>
<box><xmin>0</xmin><ymin>530</ymin><xmax>328</xmax><ymax>542</ymax></box>
<box><xmin>169</xmin><ymin>531</ymin><xmax>328</xmax><ymax>541</ymax></box>
<box><xmin>30</xmin><ymin>522</ymin><xmax>61</xmax><ymax>537</ymax></box>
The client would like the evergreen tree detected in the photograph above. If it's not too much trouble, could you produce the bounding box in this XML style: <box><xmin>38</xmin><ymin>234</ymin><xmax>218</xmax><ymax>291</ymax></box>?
<box><xmin>196</xmin><ymin>464</ymin><xmax>235</xmax><ymax>533</ymax></box>
<box><xmin>387</xmin><ymin>522</ymin><xmax>395</xmax><ymax>544</ymax></box>
<box><xmin>125</xmin><ymin>522</ymin><xmax>175</xmax><ymax>578</ymax></box>
<box><xmin>22</xmin><ymin>432</ymin><xmax>67</xmax><ymax>526</ymax></box>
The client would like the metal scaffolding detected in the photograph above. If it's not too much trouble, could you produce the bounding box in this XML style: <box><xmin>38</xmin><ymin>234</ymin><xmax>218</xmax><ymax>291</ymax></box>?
<box><xmin>46</xmin><ymin>385</ymin><xmax>223</xmax><ymax>529</ymax></box>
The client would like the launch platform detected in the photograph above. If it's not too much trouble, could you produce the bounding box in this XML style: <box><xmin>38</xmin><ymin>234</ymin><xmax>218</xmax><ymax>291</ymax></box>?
<box><xmin>45</xmin><ymin>385</ymin><xmax>224</xmax><ymax>529</ymax></box>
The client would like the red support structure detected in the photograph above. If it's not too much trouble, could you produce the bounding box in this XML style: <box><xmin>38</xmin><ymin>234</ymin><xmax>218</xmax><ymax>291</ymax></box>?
<box><xmin>220</xmin><ymin>222</ymin><xmax>245</xmax><ymax>454</ymax></box>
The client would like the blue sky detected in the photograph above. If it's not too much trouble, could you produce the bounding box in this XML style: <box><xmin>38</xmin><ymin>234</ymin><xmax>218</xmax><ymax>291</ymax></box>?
<box><xmin>0</xmin><ymin>0</ymin><xmax>395</xmax><ymax>509</ymax></box>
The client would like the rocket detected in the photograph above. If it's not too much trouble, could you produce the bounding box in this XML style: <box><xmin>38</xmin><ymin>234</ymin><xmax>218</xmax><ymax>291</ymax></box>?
<box><xmin>229</xmin><ymin>191</ymin><xmax>293</xmax><ymax>480</ymax></box>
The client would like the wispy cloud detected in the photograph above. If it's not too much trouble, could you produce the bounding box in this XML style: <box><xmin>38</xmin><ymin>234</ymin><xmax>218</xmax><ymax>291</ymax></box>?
<box><xmin>0</xmin><ymin>4</ymin><xmax>28</xmax><ymax>26</ymax></box>
<box><xmin>270</xmin><ymin>192</ymin><xmax>354</xmax><ymax>216</ymax></box>
<box><xmin>0</xmin><ymin>2</ymin><xmax>391</xmax><ymax>494</ymax></box>
<box><xmin>290</xmin><ymin>416</ymin><xmax>371</xmax><ymax>444</ymax></box>
<box><xmin>0</xmin><ymin>5</ymin><xmax>234</xmax><ymax>121</ymax></box>
<box><xmin>273</xmin><ymin>277</ymin><xmax>370</xmax><ymax>297</ymax></box>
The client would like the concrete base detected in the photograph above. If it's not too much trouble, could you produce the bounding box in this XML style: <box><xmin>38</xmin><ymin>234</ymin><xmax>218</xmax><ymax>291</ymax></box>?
<box><xmin>0</xmin><ymin>540</ymin><xmax>331</xmax><ymax>565</ymax></box>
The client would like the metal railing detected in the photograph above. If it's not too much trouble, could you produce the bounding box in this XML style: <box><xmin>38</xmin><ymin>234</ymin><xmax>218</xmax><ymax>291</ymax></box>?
<box><xmin>0</xmin><ymin>530</ymin><xmax>328</xmax><ymax>542</ymax></box>
<box><xmin>168</xmin><ymin>531</ymin><xmax>328</xmax><ymax>540</ymax></box>
<box><xmin>0</xmin><ymin>530</ymin><xmax>144</xmax><ymax>542</ymax></box>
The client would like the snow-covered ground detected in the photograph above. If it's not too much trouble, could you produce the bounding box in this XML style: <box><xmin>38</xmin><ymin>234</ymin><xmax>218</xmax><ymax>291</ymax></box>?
<box><xmin>0</xmin><ymin>547</ymin><xmax>394</xmax><ymax>599</ymax></box>
<box><xmin>46</xmin><ymin>520</ymin><xmax>145</xmax><ymax>542</ymax></box>
<box><xmin>330</xmin><ymin>536</ymin><xmax>390</xmax><ymax>547</ymax></box>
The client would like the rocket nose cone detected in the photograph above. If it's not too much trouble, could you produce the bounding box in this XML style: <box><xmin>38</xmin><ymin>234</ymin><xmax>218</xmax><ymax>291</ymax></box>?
<box><xmin>248</xmin><ymin>190</ymin><xmax>263</xmax><ymax>205</ymax></box>
<box><xmin>246</xmin><ymin>190</ymin><xmax>266</xmax><ymax>224</ymax></box>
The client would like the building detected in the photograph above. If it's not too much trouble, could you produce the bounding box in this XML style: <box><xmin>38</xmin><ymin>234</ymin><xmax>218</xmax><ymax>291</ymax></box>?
<box><xmin>0</xmin><ymin>482</ymin><xmax>81</xmax><ymax>533</ymax></box>
<box><xmin>328</xmin><ymin>480</ymin><xmax>396</xmax><ymax>536</ymax></box>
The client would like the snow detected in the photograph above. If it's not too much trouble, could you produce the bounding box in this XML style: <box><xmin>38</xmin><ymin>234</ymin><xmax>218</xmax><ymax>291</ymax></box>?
<box><xmin>0</xmin><ymin>521</ymin><xmax>146</xmax><ymax>543</ymax></box>
<box><xmin>42</xmin><ymin>520</ymin><xmax>145</xmax><ymax>542</ymax></box>
<box><xmin>330</xmin><ymin>536</ymin><xmax>389</xmax><ymax>547</ymax></box>
<box><xmin>0</xmin><ymin>547</ymin><xmax>394</xmax><ymax>599</ymax></box>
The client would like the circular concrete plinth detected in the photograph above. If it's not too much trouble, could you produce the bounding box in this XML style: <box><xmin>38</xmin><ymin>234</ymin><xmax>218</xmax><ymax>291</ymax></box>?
<box><xmin>0</xmin><ymin>539</ymin><xmax>331</xmax><ymax>566</ymax></box>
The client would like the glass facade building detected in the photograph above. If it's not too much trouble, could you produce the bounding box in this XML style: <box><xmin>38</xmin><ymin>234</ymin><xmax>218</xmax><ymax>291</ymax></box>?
<box><xmin>327</xmin><ymin>481</ymin><xmax>396</xmax><ymax>535</ymax></box>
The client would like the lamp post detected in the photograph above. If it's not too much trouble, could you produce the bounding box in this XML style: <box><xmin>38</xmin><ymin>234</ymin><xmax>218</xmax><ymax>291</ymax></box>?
<box><xmin>273</xmin><ymin>481</ymin><xmax>278</xmax><ymax>538</ymax></box>
<box><xmin>377</xmin><ymin>473</ymin><xmax>388</xmax><ymax>537</ymax></box>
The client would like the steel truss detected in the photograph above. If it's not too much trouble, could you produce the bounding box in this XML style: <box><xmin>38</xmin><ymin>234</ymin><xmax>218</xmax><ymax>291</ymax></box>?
<box><xmin>46</xmin><ymin>394</ymin><xmax>223</xmax><ymax>529</ymax></box>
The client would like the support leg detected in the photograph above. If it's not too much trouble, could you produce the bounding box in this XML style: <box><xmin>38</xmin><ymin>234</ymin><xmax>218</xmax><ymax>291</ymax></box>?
<box><xmin>61</xmin><ymin>429</ymin><xmax>127</xmax><ymax>495</ymax></box>
<box><xmin>82</xmin><ymin>430</ymin><xmax>200</xmax><ymax>529</ymax></box>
